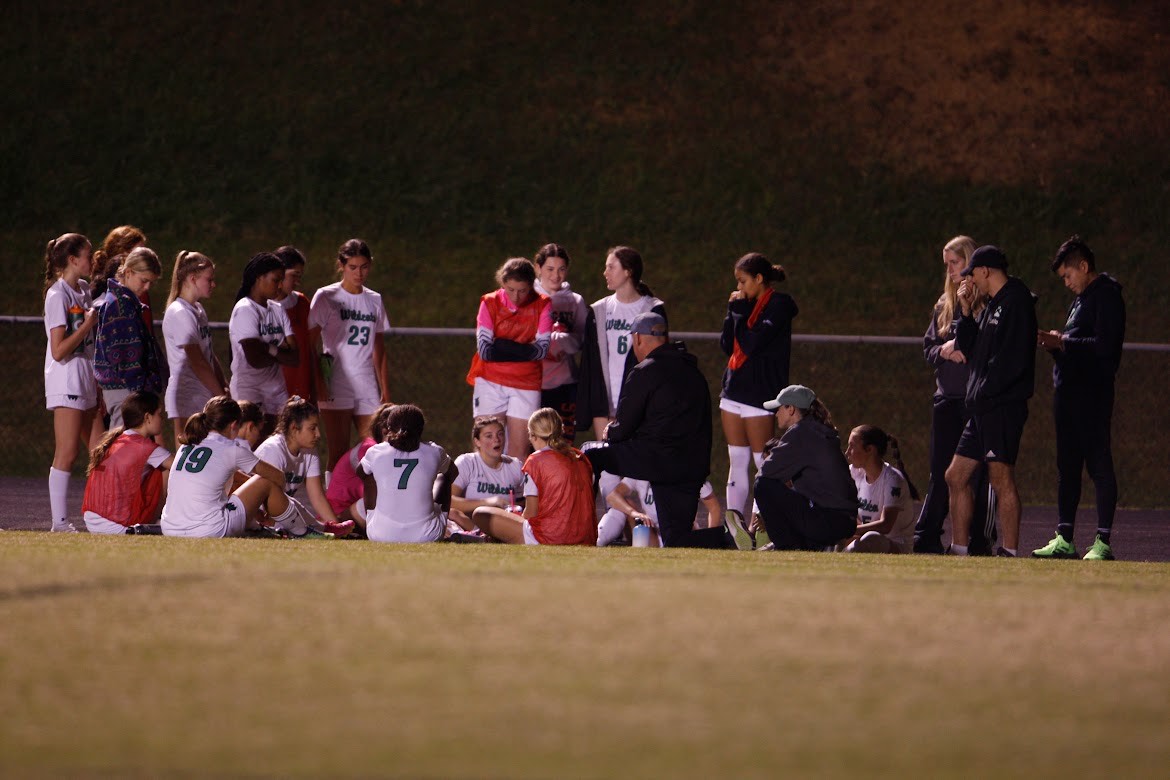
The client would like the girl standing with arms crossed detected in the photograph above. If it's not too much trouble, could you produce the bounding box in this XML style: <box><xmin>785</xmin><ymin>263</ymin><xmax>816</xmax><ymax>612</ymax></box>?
<box><xmin>577</xmin><ymin>246</ymin><xmax>666</xmax><ymax>440</ymax></box>
<box><xmin>274</xmin><ymin>245</ymin><xmax>316</xmax><ymax>402</ymax></box>
<box><xmin>719</xmin><ymin>252</ymin><xmax>798</xmax><ymax>523</ymax></box>
<box><xmin>229</xmin><ymin>252</ymin><xmax>297</xmax><ymax>437</ymax></box>
<box><xmin>472</xmin><ymin>407</ymin><xmax>597</xmax><ymax>546</ymax></box>
<box><xmin>81</xmin><ymin>391</ymin><xmax>173</xmax><ymax>534</ymax></box>
<box><xmin>309</xmin><ymin>239</ymin><xmax>391</xmax><ymax>477</ymax></box>
<box><xmin>533</xmin><ymin>243</ymin><xmax>588</xmax><ymax>439</ymax></box>
<box><xmin>93</xmin><ymin>247</ymin><xmax>164</xmax><ymax>428</ymax></box>
<box><xmin>913</xmin><ymin>236</ymin><xmax>995</xmax><ymax>554</ymax></box>
<box><xmin>161</xmin><ymin>396</ymin><xmax>298</xmax><ymax>538</ymax></box>
<box><xmin>162</xmin><ymin>251</ymin><xmax>228</xmax><ymax>443</ymax></box>
<box><xmin>465</xmin><ymin>257</ymin><xmax>552</xmax><ymax>458</ymax></box>
<box><xmin>43</xmin><ymin>233</ymin><xmax>100</xmax><ymax>532</ymax></box>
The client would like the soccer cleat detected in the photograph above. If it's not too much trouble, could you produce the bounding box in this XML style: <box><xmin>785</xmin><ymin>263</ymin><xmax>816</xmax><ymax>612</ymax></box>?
<box><xmin>1031</xmin><ymin>534</ymin><xmax>1077</xmax><ymax>559</ymax></box>
<box><xmin>995</xmin><ymin>547</ymin><xmax>1016</xmax><ymax>557</ymax></box>
<box><xmin>51</xmin><ymin>520</ymin><xmax>79</xmax><ymax>533</ymax></box>
<box><xmin>724</xmin><ymin>510</ymin><xmax>753</xmax><ymax>551</ymax></box>
<box><xmin>756</xmin><ymin>542</ymin><xmax>775</xmax><ymax>552</ymax></box>
<box><xmin>321</xmin><ymin>519</ymin><xmax>355</xmax><ymax>538</ymax></box>
<box><xmin>1083</xmin><ymin>536</ymin><xmax>1115</xmax><ymax>561</ymax></box>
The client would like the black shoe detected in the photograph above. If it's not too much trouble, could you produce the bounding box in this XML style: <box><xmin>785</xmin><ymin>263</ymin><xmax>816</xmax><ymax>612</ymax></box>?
<box><xmin>125</xmin><ymin>524</ymin><xmax>163</xmax><ymax>535</ymax></box>
<box><xmin>995</xmin><ymin>547</ymin><xmax>1016</xmax><ymax>558</ymax></box>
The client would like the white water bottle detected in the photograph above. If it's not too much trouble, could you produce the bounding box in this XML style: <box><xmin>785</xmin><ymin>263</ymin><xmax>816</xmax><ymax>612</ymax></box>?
<box><xmin>632</xmin><ymin>520</ymin><xmax>651</xmax><ymax>548</ymax></box>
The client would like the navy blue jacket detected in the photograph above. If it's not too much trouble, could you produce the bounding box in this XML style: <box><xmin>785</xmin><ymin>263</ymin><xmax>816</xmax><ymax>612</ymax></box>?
<box><xmin>720</xmin><ymin>292</ymin><xmax>798</xmax><ymax>408</ymax></box>
<box><xmin>923</xmin><ymin>307</ymin><xmax>969</xmax><ymax>400</ymax></box>
<box><xmin>956</xmin><ymin>277</ymin><xmax>1037</xmax><ymax>413</ymax></box>
<box><xmin>1050</xmin><ymin>273</ymin><xmax>1125</xmax><ymax>391</ymax></box>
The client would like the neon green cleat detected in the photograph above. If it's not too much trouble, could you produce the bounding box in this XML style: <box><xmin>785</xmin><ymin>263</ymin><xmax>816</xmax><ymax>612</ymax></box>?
<box><xmin>1031</xmin><ymin>533</ymin><xmax>1078</xmax><ymax>559</ymax></box>
<box><xmin>1083</xmin><ymin>535</ymin><xmax>1115</xmax><ymax>561</ymax></box>
<box><xmin>724</xmin><ymin>510</ymin><xmax>753</xmax><ymax>551</ymax></box>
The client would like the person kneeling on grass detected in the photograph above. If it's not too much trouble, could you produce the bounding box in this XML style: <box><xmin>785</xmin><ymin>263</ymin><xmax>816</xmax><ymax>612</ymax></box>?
<box><xmin>161</xmin><ymin>396</ymin><xmax>298</xmax><ymax>538</ymax></box>
<box><xmin>253</xmin><ymin>395</ymin><xmax>354</xmax><ymax>538</ymax></box>
<box><xmin>840</xmin><ymin>425</ymin><xmax>920</xmax><ymax>554</ymax></box>
<box><xmin>357</xmin><ymin>404</ymin><xmax>458</xmax><ymax>544</ymax></box>
<box><xmin>750</xmin><ymin>385</ymin><xmax>858</xmax><ymax>551</ymax></box>
<box><xmin>598</xmin><ymin>474</ymin><xmax>722</xmax><ymax>547</ymax></box>
<box><xmin>81</xmin><ymin>390</ymin><xmax>173</xmax><ymax>534</ymax></box>
<box><xmin>472</xmin><ymin>407</ymin><xmax>597</xmax><ymax>545</ymax></box>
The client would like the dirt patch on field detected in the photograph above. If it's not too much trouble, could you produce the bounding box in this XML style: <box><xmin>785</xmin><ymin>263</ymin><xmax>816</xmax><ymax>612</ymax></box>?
<box><xmin>751</xmin><ymin>0</ymin><xmax>1170</xmax><ymax>183</ymax></box>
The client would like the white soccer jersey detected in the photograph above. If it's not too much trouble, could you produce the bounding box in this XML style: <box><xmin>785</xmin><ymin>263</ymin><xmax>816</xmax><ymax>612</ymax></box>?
<box><xmin>851</xmin><ymin>463</ymin><xmax>912</xmax><ymax>551</ymax></box>
<box><xmin>228</xmin><ymin>297</ymin><xmax>292</xmax><ymax>406</ymax></box>
<box><xmin>360</xmin><ymin>440</ymin><xmax>450</xmax><ymax>543</ymax></box>
<box><xmin>453</xmin><ymin>451</ymin><xmax>524</xmax><ymax>503</ymax></box>
<box><xmin>255</xmin><ymin>432</ymin><xmax>322</xmax><ymax>500</ymax></box>
<box><xmin>162</xmin><ymin>297</ymin><xmax>216</xmax><ymax>417</ymax></box>
<box><xmin>601</xmin><ymin>295</ymin><xmax>657</xmax><ymax>415</ymax></box>
<box><xmin>161</xmin><ymin>432</ymin><xmax>261</xmax><ymax>537</ymax></box>
<box><xmin>43</xmin><ymin>278</ymin><xmax>97</xmax><ymax>400</ymax></box>
<box><xmin>255</xmin><ymin>434</ymin><xmax>322</xmax><ymax>498</ymax></box>
<box><xmin>309</xmin><ymin>283</ymin><xmax>390</xmax><ymax>400</ymax></box>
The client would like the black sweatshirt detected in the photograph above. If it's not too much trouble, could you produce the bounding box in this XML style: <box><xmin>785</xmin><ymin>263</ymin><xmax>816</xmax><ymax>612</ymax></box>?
<box><xmin>606</xmin><ymin>341</ymin><xmax>711</xmax><ymax>484</ymax></box>
<box><xmin>1050</xmin><ymin>273</ymin><xmax>1125</xmax><ymax>391</ymax></box>
<box><xmin>955</xmin><ymin>276</ymin><xmax>1038</xmax><ymax>414</ymax></box>
<box><xmin>719</xmin><ymin>292</ymin><xmax>798</xmax><ymax>408</ymax></box>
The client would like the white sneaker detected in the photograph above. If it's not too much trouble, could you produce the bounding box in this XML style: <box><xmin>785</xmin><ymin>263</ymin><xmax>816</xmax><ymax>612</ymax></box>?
<box><xmin>51</xmin><ymin>520</ymin><xmax>80</xmax><ymax>533</ymax></box>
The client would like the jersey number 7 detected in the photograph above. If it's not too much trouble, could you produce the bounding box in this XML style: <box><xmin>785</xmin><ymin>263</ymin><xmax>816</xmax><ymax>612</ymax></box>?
<box><xmin>394</xmin><ymin>458</ymin><xmax>418</xmax><ymax>489</ymax></box>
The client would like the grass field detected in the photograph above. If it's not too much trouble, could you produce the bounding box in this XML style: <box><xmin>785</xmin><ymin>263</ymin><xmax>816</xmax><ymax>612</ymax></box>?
<box><xmin>3</xmin><ymin>534</ymin><xmax>1169</xmax><ymax>778</ymax></box>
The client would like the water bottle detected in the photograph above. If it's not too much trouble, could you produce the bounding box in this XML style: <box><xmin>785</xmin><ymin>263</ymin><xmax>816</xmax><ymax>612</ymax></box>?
<box><xmin>631</xmin><ymin>520</ymin><xmax>651</xmax><ymax>548</ymax></box>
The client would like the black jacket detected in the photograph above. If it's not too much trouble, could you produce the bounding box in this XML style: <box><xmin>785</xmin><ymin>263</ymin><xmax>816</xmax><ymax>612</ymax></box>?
<box><xmin>1050</xmin><ymin>273</ymin><xmax>1125</xmax><ymax>391</ymax></box>
<box><xmin>923</xmin><ymin>307</ymin><xmax>969</xmax><ymax>400</ymax></box>
<box><xmin>757</xmin><ymin>418</ymin><xmax>857</xmax><ymax>513</ymax></box>
<box><xmin>606</xmin><ymin>341</ymin><xmax>711</xmax><ymax>484</ymax></box>
<box><xmin>720</xmin><ymin>292</ymin><xmax>798</xmax><ymax>408</ymax></box>
<box><xmin>956</xmin><ymin>277</ymin><xmax>1037</xmax><ymax>414</ymax></box>
<box><xmin>577</xmin><ymin>299</ymin><xmax>667</xmax><ymax>421</ymax></box>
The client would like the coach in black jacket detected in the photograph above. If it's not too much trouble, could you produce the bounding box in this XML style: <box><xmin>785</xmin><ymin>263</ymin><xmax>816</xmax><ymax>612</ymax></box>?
<box><xmin>583</xmin><ymin>312</ymin><xmax>718</xmax><ymax>547</ymax></box>
<box><xmin>944</xmin><ymin>245</ymin><xmax>1037</xmax><ymax>556</ymax></box>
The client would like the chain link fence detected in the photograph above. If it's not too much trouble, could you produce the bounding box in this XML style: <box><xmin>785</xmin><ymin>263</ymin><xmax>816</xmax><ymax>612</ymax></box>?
<box><xmin>3</xmin><ymin>317</ymin><xmax>1167</xmax><ymax>507</ymax></box>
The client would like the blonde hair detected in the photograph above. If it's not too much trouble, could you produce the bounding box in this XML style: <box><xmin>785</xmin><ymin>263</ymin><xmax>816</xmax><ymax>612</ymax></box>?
<box><xmin>528</xmin><ymin>407</ymin><xmax>580</xmax><ymax>459</ymax></box>
<box><xmin>115</xmin><ymin>246</ymin><xmax>162</xmax><ymax>282</ymax></box>
<box><xmin>935</xmin><ymin>235</ymin><xmax>977</xmax><ymax>337</ymax></box>
<box><xmin>167</xmin><ymin>250</ymin><xmax>215</xmax><ymax>307</ymax></box>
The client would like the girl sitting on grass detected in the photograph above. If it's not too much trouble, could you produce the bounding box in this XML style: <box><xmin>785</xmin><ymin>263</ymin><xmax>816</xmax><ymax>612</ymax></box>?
<box><xmin>841</xmin><ymin>425</ymin><xmax>920</xmax><ymax>554</ymax></box>
<box><xmin>254</xmin><ymin>396</ymin><xmax>354</xmax><ymax>538</ymax></box>
<box><xmin>160</xmin><ymin>396</ymin><xmax>298</xmax><ymax>538</ymax></box>
<box><xmin>357</xmin><ymin>404</ymin><xmax>458</xmax><ymax>543</ymax></box>
<box><xmin>81</xmin><ymin>391</ymin><xmax>173</xmax><ymax>534</ymax></box>
<box><xmin>448</xmin><ymin>415</ymin><xmax>525</xmax><ymax>536</ymax></box>
<box><xmin>472</xmin><ymin>407</ymin><xmax>597</xmax><ymax>545</ymax></box>
<box><xmin>599</xmin><ymin>477</ymin><xmax>722</xmax><ymax>547</ymax></box>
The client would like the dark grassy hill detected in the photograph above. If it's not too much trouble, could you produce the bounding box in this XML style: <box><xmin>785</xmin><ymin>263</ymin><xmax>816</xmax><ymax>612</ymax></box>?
<box><xmin>1</xmin><ymin>0</ymin><xmax>1167</xmax><ymax>503</ymax></box>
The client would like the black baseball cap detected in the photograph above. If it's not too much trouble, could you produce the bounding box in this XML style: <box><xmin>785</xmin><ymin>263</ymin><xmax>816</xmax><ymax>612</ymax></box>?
<box><xmin>961</xmin><ymin>245</ymin><xmax>1008</xmax><ymax>276</ymax></box>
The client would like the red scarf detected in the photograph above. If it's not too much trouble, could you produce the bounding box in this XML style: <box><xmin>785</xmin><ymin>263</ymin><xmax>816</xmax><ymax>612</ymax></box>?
<box><xmin>727</xmin><ymin>288</ymin><xmax>773</xmax><ymax>371</ymax></box>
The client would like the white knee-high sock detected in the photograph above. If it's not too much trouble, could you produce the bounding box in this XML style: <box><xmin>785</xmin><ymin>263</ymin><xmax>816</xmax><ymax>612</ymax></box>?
<box><xmin>726</xmin><ymin>445</ymin><xmax>752</xmax><ymax>517</ymax></box>
<box><xmin>598</xmin><ymin>471</ymin><xmax>621</xmax><ymax>509</ymax></box>
<box><xmin>597</xmin><ymin>508</ymin><xmax>627</xmax><ymax>546</ymax></box>
<box><xmin>49</xmin><ymin>467</ymin><xmax>70</xmax><ymax>524</ymax></box>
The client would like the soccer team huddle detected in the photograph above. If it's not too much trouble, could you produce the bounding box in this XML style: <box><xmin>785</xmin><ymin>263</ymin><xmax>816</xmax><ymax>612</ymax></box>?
<box><xmin>37</xmin><ymin>226</ymin><xmax>1124</xmax><ymax>559</ymax></box>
